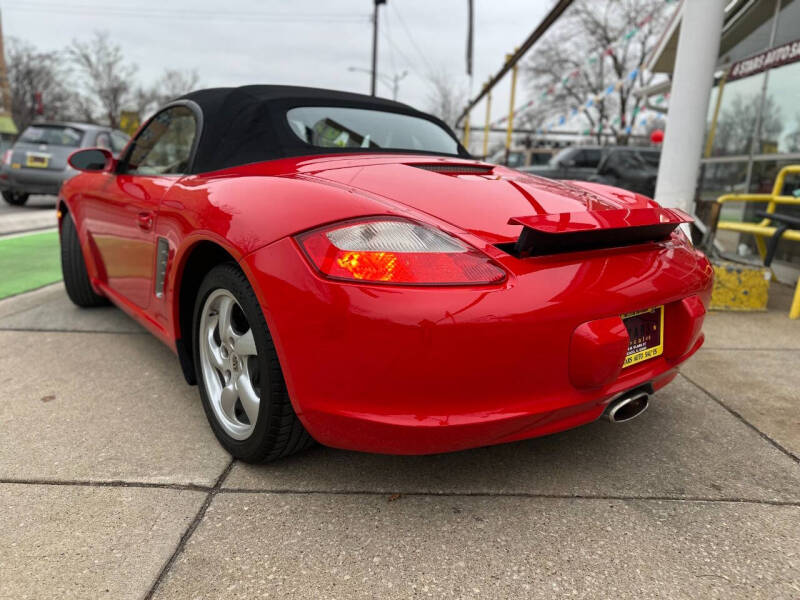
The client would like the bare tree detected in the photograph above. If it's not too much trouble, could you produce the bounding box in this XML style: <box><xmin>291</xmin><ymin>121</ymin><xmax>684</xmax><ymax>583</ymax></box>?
<box><xmin>135</xmin><ymin>68</ymin><xmax>200</xmax><ymax>119</ymax></box>
<box><xmin>425</xmin><ymin>70</ymin><xmax>466</xmax><ymax>129</ymax></box>
<box><xmin>67</xmin><ymin>32</ymin><xmax>137</xmax><ymax>128</ymax></box>
<box><xmin>5</xmin><ymin>38</ymin><xmax>76</xmax><ymax>131</ymax></box>
<box><xmin>785</xmin><ymin>112</ymin><xmax>800</xmax><ymax>154</ymax></box>
<box><xmin>712</xmin><ymin>93</ymin><xmax>783</xmax><ymax>156</ymax></box>
<box><xmin>522</xmin><ymin>0</ymin><xmax>672</xmax><ymax>144</ymax></box>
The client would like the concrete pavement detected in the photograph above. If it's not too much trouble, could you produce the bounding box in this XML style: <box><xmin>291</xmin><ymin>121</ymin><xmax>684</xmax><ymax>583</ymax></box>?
<box><xmin>0</xmin><ymin>282</ymin><xmax>798</xmax><ymax>599</ymax></box>
<box><xmin>0</xmin><ymin>195</ymin><xmax>57</xmax><ymax>236</ymax></box>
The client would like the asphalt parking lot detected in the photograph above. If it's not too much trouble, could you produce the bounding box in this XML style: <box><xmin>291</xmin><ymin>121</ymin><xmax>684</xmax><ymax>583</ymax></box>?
<box><xmin>1</xmin><ymin>280</ymin><xmax>799</xmax><ymax>598</ymax></box>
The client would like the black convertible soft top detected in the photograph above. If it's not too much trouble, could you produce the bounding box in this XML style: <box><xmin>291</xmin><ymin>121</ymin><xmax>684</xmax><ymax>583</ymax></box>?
<box><xmin>177</xmin><ymin>85</ymin><xmax>467</xmax><ymax>174</ymax></box>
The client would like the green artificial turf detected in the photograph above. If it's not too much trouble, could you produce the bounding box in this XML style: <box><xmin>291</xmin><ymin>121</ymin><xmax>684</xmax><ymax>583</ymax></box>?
<box><xmin>0</xmin><ymin>231</ymin><xmax>62</xmax><ymax>299</ymax></box>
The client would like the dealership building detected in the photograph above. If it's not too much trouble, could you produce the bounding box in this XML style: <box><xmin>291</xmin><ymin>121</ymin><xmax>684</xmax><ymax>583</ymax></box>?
<box><xmin>647</xmin><ymin>0</ymin><xmax>800</xmax><ymax>268</ymax></box>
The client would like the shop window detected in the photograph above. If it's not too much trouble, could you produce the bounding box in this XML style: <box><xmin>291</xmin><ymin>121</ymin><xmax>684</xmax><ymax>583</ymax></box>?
<box><xmin>749</xmin><ymin>160</ymin><xmax>800</xmax><ymax>194</ymax></box>
<box><xmin>699</xmin><ymin>160</ymin><xmax>749</xmax><ymax>221</ymax></box>
<box><xmin>744</xmin><ymin>159</ymin><xmax>800</xmax><ymax>263</ymax></box>
<box><xmin>706</xmin><ymin>74</ymin><xmax>766</xmax><ymax>157</ymax></box>
<box><xmin>757</xmin><ymin>61</ymin><xmax>800</xmax><ymax>155</ymax></box>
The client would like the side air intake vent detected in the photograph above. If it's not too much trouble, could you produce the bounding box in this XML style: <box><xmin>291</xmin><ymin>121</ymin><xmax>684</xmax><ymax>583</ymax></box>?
<box><xmin>412</xmin><ymin>164</ymin><xmax>494</xmax><ymax>175</ymax></box>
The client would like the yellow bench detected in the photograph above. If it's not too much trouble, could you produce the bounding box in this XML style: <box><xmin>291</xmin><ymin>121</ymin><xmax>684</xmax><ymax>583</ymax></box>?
<box><xmin>716</xmin><ymin>165</ymin><xmax>800</xmax><ymax>319</ymax></box>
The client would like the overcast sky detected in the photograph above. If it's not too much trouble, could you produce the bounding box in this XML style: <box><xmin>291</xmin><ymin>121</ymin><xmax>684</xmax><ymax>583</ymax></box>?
<box><xmin>2</xmin><ymin>0</ymin><xmax>553</xmax><ymax>129</ymax></box>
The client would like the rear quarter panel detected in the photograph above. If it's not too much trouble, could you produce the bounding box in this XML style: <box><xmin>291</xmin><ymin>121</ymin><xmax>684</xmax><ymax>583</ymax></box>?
<box><xmin>156</xmin><ymin>172</ymin><xmax>394</xmax><ymax>340</ymax></box>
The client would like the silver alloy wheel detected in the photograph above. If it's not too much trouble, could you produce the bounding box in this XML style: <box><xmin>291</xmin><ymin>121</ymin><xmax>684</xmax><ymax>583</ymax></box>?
<box><xmin>198</xmin><ymin>289</ymin><xmax>261</xmax><ymax>440</ymax></box>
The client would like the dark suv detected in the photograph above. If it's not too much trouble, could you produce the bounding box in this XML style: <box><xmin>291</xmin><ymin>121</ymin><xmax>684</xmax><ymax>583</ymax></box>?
<box><xmin>589</xmin><ymin>147</ymin><xmax>661</xmax><ymax>197</ymax></box>
<box><xmin>519</xmin><ymin>146</ymin><xmax>604</xmax><ymax>181</ymax></box>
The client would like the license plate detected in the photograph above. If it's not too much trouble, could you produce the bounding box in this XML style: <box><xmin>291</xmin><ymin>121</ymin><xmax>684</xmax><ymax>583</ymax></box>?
<box><xmin>26</xmin><ymin>154</ymin><xmax>49</xmax><ymax>168</ymax></box>
<box><xmin>621</xmin><ymin>306</ymin><xmax>664</xmax><ymax>368</ymax></box>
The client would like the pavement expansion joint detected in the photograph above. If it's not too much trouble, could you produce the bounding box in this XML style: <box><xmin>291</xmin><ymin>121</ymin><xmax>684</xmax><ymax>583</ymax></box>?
<box><xmin>680</xmin><ymin>372</ymin><xmax>800</xmax><ymax>465</ymax></box>
<box><xmin>3</xmin><ymin>476</ymin><xmax>796</xmax><ymax>507</ymax></box>
<box><xmin>216</xmin><ymin>488</ymin><xmax>800</xmax><ymax>506</ymax></box>
<box><xmin>143</xmin><ymin>458</ymin><xmax>236</xmax><ymax>600</ymax></box>
<box><xmin>0</xmin><ymin>477</ymin><xmax>212</xmax><ymax>493</ymax></box>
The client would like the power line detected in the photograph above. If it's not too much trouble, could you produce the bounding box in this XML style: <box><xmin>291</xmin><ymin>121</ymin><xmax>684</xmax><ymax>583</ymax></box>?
<box><xmin>4</xmin><ymin>3</ymin><xmax>370</xmax><ymax>23</ymax></box>
<box><xmin>382</xmin><ymin>9</ymin><xmax>418</xmax><ymax>75</ymax></box>
<box><xmin>382</xmin><ymin>6</ymin><xmax>398</xmax><ymax>77</ymax></box>
<box><xmin>390</xmin><ymin>1</ymin><xmax>435</xmax><ymax>77</ymax></box>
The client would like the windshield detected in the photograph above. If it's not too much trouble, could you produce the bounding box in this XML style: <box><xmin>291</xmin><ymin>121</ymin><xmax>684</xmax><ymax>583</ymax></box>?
<box><xmin>19</xmin><ymin>125</ymin><xmax>84</xmax><ymax>147</ymax></box>
<box><xmin>286</xmin><ymin>106</ymin><xmax>459</xmax><ymax>155</ymax></box>
<box><xmin>506</xmin><ymin>151</ymin><xmax>525</xmax><ymax>168</ymax></box>
<box><xmin>549</xmin><ymin>147</ymin><xmax>574</xmax><ymax>166</ymax></box>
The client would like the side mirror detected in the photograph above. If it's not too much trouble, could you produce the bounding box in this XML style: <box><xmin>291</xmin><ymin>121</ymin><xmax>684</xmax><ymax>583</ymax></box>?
<box><xmin>558</xmin><ymin>159</ymin><xmax>576</xmax><ymax>169</ymax></box>
<box><xmin>68</xmin><ymin>148</ymin><xmax>115</xmax><ymax>173</ymax></box>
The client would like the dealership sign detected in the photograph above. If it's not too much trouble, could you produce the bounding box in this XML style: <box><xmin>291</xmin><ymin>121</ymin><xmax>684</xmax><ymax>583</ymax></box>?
<box><xmin>729</xmin><ymin>38</ymin><xmax>800</xmax><ymax>80</ymax></box>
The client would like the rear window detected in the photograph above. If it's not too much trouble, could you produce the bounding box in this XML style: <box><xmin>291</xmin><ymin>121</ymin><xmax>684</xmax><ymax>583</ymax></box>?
<box><xmin>606</xmin><ymin>149</ymin><xmax>661</xmax><ymax>171</ymax></box>
<box><xmin>286</xmin><ymin>106</ymin><xmax>459</xmax><ymax>155</ymax></box>
<box><xmin>506</xmin><ymin>151</ymin><xmax>525</xmax><ymax>168</ymax></box>
<box><xmin>19</xmin><ymin>125</ymin><xmax>84</xmax><ymax>147</ymax></box>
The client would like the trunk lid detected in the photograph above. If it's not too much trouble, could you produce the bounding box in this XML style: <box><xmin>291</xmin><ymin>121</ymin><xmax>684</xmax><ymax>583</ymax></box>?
<box><xmin>304</xmin><ymin>155</ymin><xmax>661</xmax><ymax>244</ymax></box>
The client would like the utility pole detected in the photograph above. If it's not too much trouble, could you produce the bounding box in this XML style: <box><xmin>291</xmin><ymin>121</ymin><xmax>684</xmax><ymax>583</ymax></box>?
<box><xmin>390</xmin><ymin>70</ymin><xmax>408</xmax><ymax>101</ymax></box>
<box><xmin>371</xmin><ymin>0</ymin><xmax>387</xmax><ymax>96</ymax></box>
<box><xmin>350</xmin><ymin>66</ymin><xmax>405</xmax><ymax>100</ymax></box>
<box><xmin>0</xmin><ymin>8</ymin><xmax>17</xmax><ymax>145</ymax></box>
<box><xmin>0</xmin><ymin>9</ymin><xmax>13</xmax><ymax>117</ymax></box>
<box><xmin>482</xmin><ymin>91</ymin><xmax>492</xmax><ymax>158</ymax></box>
<box><xmin>504</xmin><ymin>52</ymin><xmax>519</xmax><ymax>162</ymax></box>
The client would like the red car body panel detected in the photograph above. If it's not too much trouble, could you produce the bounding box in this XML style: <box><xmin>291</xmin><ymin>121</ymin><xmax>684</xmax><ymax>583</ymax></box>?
<box><xmin>60</xmin><ymin>153</ymin><xmax>713</xmax><ymax>455</ymax></box>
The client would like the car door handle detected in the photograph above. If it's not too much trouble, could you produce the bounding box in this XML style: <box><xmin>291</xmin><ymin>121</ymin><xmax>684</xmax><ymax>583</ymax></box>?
<box><xmin>137</xmin><ymin>211</ymin><xmax>153</xmax><ymax>231</ymax></box>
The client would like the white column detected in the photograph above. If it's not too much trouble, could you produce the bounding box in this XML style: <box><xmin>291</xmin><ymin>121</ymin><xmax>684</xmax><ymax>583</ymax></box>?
<box><xmin>654</xmin><ymin>0</ymin><xmax>727</xmax><ymax>214</ymax></box>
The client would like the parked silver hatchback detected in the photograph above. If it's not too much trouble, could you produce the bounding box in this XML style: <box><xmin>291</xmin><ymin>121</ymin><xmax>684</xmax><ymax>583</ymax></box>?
<box><xmin>0</xmin><ymin>122</ymin><xmax>129</xmax><ymax>206</ymax></box>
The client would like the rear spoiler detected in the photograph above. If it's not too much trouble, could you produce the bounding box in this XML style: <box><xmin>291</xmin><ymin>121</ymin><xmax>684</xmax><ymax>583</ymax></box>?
<box><xmin>506</xmin><ymin>207</ymin><xmax>692</xmax><ymax>257</ymax></box>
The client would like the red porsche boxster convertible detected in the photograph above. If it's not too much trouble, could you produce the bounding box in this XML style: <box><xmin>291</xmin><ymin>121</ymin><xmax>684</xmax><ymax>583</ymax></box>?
<box><xmin>60</xmin><ymin>85</ymin><xmax>712</xmax><ymax>462</ymax></box>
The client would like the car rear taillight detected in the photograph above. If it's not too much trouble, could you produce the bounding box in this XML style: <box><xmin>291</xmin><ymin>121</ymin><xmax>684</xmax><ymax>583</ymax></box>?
<box><xmin>296</xmin><ymin>218</ymin><xmax>506</xmax><ymax>285</ymax></box>
<box><xmin>2</xmin><ymin>150</ymin><xmax>12</xmax><ymax>165</ymax></box>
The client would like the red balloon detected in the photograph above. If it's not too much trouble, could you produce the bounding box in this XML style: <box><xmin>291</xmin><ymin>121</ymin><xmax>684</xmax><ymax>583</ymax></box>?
<box><xmin>650</xmin><ymin>129</ymin><xmax>664</xmax><ymax>144</ymax></box>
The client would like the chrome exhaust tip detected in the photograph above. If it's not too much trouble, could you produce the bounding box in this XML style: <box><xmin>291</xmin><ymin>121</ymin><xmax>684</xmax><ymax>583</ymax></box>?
<box><xmin>605</xmin><ymin>391</ymin><xmax>649</xmax><ymax>423</ymax></box>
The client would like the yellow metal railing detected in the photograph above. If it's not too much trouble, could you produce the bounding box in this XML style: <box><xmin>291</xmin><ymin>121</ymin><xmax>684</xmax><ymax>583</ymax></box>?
<box><xmin>716</xmin><ymin>165</ymin><xmax>800</xmax><ymax>318</ymax></box>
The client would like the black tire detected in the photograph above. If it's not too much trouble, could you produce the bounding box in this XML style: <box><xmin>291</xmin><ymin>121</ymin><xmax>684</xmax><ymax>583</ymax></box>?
<box><xmin>2</xmin><ymin>191</ymin><xmax>29</xmax><ymax>206</ymax></box>
<box><xmin>193</xmin><ymin>263</ymin><xmax>314</xmax><ymax>462</ymax></box>
<box><xmin>60</xmin><ymin>213</ymin><xmax>107</xmax><ymax>307</ymax></box>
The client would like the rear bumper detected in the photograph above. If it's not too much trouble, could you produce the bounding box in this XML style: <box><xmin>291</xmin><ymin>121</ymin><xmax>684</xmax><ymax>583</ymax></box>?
<box><xmin>241</xmin><ymin>236</ymin><xmax>713</xmax><ymax>455</ymax></box>
<box><xmin>0</xmin><ymin>167</ymin><xmax>71</xmax><ymax>195</ymax></box>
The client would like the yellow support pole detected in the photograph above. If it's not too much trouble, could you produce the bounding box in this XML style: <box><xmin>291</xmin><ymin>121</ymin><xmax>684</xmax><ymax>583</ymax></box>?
<box><xmin>462</xmin><ymin>112</ymin><xmax>470</xmax><ymax>148</ymax></box>
<box><xmin>482</xmin><ymin>91</ymin><xmax>492</xmax><ymax>159</ymax></box>
<box><xmin>505</xmin><ymin>53</ymin><xmax>518</xmax><ymax>156</ymax></box>
<box><xmin>772</xmin><ymin>166</ymin><xmax>800</xmax><ymax>319</ymax></box>
<box><xmin>716</xmin><ymin>165</ymin><xmax>800</xmax><ymax>319</ymax></box>
<box><xmin>791</xmin><ymin>281</ymin><xmax>800</xmax><ymax>320</ymax></box>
